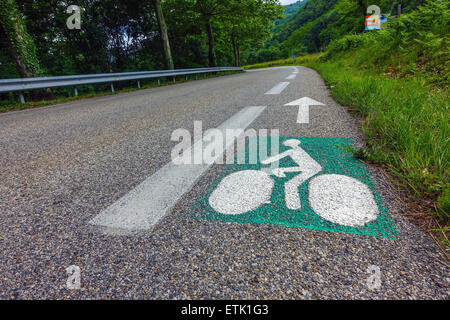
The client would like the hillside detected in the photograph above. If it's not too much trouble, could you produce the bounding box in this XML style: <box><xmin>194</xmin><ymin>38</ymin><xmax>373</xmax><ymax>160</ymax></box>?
<box><xmin>245</xmin><ymin>0</ymin><xmax>430</xmax><ymax>64</ymax></box>
<box><xmin>272</xmin><ymin>0</ymin><xmax>308</xmax><ymax>33</ymax></box>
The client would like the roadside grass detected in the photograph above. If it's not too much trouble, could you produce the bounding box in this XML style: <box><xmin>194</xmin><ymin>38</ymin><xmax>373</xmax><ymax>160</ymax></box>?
<box><xmin>244</xmin><ymin>54</ymin><xmax>319</xmax><ymax>70</ymax></box>
<box><xmin>245</xmin><ymin>53</ymin><xmax>449</xmax><ymax>251</ymax></box>
<box><xmin>304</xmin><ymin>60</ymin><xmax>449</xmax><ymax>222</ymax></box>
<box><xmin>0</xmin><ymin>71</ymin><xmax>242</xmax><ymax>113</ymax></box>
<box><xmin>304</xmin><ymin>57</ymin><xmax>448</xmax><ymax>253</ymax></box>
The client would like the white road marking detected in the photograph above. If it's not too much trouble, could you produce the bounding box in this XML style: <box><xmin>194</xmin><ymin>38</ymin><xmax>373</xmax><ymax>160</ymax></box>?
<box><xmin>285</xmin><ymin>97</ymin><xmax>325</xmax><ymax>124</ymax></box>
<box><xmin>207</xmin><ymin>138</ymin><xmax>379</xmax><ymax>227</ymax></box>
<box><xmin>262</xmin><ymin>139</ymin><xmax>321</xmax><ymax>210</ymax></box>
<box><xmin>286</xmin><ymin>74</ymin><xmax>296</xmax><ymax>80</ymax></box>
<box><xmin>209</xmin><ymin>170</ymin><xmax>274</xmax><ymax>215</ymax></box>
<box><xmin>309</xmin><ymin>174</ymin><xmax>379</xmax><ymax>227</ymax></box>
<box><xmin>265</xmin><ymin>82</ymin><xmax>290</xmax><ymax>95</ymax></box>
<box><xmin>296</xmin><ymin>105</ymin><xmax>310</xmax><ymax>124</ymax></box>
<box><xmin>90</xmin><ymin>106</ymin><xmax>266</xmax><ymax>231</ymax></box>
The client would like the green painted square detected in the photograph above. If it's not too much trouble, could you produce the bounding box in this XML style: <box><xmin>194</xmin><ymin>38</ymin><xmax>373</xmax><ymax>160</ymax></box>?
<box><xmin>191</xmin><ymin>136</ymin><xmax>399</xmax><ymax>239</ymax></box>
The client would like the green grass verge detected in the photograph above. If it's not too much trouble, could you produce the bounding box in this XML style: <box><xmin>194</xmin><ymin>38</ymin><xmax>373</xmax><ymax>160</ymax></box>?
<box><xmin>244</xmin><ymin>54</ymin><xmax>319</xmax><ymax>70</ymax></box>
<box><xmin>305</xmin><ymin>58</ymin><xmax>448</xmax><ymax>222</ymax></box>
<box><xmin>245</xmin><ymin>56</ymin><xmax>448</xmax><ymax>224</ymax></box>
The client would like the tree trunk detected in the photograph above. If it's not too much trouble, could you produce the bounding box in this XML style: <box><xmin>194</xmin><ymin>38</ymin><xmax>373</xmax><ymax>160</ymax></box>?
<box><xmin>205</xmin><ymin>19</ymin><xmax>217</xmax><ymax>67</ymax></box>
<box><xmin>358</xmin><ymin>0</ymin><xmax>367</xmax><ymax>17</ymax></box>
<box><xmin>231</xmin><ymin>30</ymin><xmax>239</xmax><ymax>67</ymax></box>
<box><xmin>0</xmin><ymin>0</ymin><xmax>42</xmax><ymax>78</ymax></box>
<box><xmin>153</xmin><ymin>0</ymin><xmax>174</xmax><ymax>70</ymax></box>
<box><xmin>236</xmin><ymin>41</ymin><xmax>240</xmax><ymax>67</ymax></box>
<box><xmin>0</xmin><ymin>0</ymin><xmax>54</xmax><ymax>100</ymax></box>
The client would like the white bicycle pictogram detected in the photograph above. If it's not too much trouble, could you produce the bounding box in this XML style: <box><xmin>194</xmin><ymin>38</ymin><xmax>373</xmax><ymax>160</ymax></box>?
<box><xmin>209</xmin><ymin>139</ymin><xmax>379</xmax><ymax>227</ymax></box>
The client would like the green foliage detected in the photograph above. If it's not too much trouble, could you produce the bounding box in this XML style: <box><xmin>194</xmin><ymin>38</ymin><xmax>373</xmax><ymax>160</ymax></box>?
<box><xmin>0</xmin><ymin>0</ymin><xmax>42</xmax><ymax>77</ymax></box>
<box><xmin>322</xmin><ymin>0</ymin><xmax>450</xmax><ymax>87</ymax></box>
<box><xmin>244</xmin><ymin>53</ymin><xmax>319</xmax><ymax>69</ymax></box>
<box><xmin>245</xmin><ymin>0</ymin><xmax>431</xmax><ymax>64</ymax></box>
<box><xmin>272</xmin><ymin>0</ymin><xmax>307</xmax><ymax>33</ymax></box>
<box><xmin>437</xmin><ymin>187</ymin><xmax>450</xmax><ymax>216</ymax></box>
<box><xmin>0</xmin><ymin>0</ymin><xmax>282</xmax><ymax>81</ymax></box>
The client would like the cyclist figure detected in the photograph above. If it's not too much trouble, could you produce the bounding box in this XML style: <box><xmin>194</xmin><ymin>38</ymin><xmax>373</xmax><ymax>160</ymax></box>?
<box><xmin>261</xmin><ymin>139</ymin><xmax>322</xmax><ymax>210</ymax></box>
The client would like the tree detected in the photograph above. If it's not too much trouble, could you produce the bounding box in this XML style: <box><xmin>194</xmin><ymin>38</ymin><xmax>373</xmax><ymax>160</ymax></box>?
<box><xmin>191</xmin><ymin>0</ymin><xmax>232</xmax><ymax>67</ymax></box>
<box><xmin>152</xmin><ymin>0</ymin><xmax>174</xmax><ymax>69</ymax></box>
<box><xmin>0</xmin><ymin>0</ymin><xmax>42</xmax><ymax>78</ymax></box>
<box><xmin>225</xmin><ymin>0</ymin><xmax>282</xmax><ymax>66</ymax></box>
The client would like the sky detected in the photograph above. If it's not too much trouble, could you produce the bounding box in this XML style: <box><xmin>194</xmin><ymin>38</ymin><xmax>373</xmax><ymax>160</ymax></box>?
<box><xmin>280</xmin><ymin>0</ymin><xmax>302</xmax><ymax>5</ymax></box>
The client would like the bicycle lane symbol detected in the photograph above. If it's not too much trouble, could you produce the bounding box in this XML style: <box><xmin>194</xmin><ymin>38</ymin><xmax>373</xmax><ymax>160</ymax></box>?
<box><xmin>191</xmin><ymin>136</ymin><xmax>399</xmax><ymax>239</ymax></box>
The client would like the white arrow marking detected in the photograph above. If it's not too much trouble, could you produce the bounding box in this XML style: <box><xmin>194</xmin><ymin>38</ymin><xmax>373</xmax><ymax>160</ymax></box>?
<box><xmin>284</xmin><ymin>97</ymin><xmax>325</xmax><ymax>124</ymax></box>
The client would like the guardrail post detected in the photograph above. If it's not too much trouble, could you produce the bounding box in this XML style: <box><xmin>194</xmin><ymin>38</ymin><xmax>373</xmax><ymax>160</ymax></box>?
<box><xmin>74</xmin><ymin>87</ymin><xmax>78</xmax><ymax>97</ymax></box>
<box><xmin>137</xmin><ymin>80</ymin><xmax>141</xmax><ymax>89</ymax></box>
<box><xmin>111</xmin><ymin>83</ymin><xmax>114</xmax><ymax>93</ymax></box>
<box><xmin>158</xmin><ymin>79</ymin><xmax>160</xmax><ymax>86</ymax></box>
<box><xmin>19</xmin><ymin>93</ymin><xmax>25</xmax><ymax>103</ymax></box>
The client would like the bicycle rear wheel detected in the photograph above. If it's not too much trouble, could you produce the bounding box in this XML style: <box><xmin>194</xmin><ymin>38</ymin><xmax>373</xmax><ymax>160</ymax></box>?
<box><xmin>209</xmin><ymin>170</ymin><xmax>274</xmax><ymax>215</ymax></box>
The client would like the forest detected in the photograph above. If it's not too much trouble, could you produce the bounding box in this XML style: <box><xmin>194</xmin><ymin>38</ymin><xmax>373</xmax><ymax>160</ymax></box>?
<box><xmin>0</xmin><ymin>0</ymin><xmax>282</xmax><ymax>80</ymax></box>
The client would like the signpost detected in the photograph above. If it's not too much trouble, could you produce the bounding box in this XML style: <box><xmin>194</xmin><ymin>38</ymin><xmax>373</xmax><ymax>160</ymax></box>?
<box><xmin>365</xmin><ymin>14</ymin><xmax>381</xmax><ymax>31</ymax></box>
<box><xmin>365</xmin><ymin>5</ymin><xmax>387</xmax><ymax>31</ymax></box>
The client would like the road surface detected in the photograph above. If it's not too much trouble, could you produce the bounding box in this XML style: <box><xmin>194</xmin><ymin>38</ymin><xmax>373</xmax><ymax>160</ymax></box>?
<box><xmin>0</xmin><ymin>67</ymin><xmax>447</xmax><ymax>299</ymax></box>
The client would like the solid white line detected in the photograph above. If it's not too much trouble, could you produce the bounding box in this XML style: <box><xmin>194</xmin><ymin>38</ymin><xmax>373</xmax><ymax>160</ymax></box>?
<box><xmin>89</xmin><ymin>106</ymin><xmax>267</xmax><ymax>231</ymax></box>
<box><xmin>265</xmin><ymin>82</ymin><xmax>290</xmax><ymax>95</ymax></box>
<box><xmin>286</xmin><ymin>74</ymin><xmax>296</xmax><ymax>80</ymax></box>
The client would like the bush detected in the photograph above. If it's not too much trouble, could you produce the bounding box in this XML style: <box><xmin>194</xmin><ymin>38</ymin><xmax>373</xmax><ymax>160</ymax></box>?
<box><xmin>321</xmin><ymin>0</ymin><xmax>450</xmax><ymax>87</ymax></box>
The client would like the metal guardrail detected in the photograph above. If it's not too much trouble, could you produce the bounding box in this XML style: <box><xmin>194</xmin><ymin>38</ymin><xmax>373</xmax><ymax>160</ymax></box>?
<box><xmin>0</xmin><ymin>67</ymin><xmax>243</xmax><ymax>103</ymax></box>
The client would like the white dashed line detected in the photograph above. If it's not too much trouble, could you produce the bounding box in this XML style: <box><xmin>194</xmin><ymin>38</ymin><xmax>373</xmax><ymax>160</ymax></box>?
<box><xmin>286</xmin><ymin>74</ymin><xmax>296</xmax><ymax>80</ymax></box>
<box><xmin>265</xmin><ymin>82</ymin><xmax>290</xmax><ymax>95</ymax></box>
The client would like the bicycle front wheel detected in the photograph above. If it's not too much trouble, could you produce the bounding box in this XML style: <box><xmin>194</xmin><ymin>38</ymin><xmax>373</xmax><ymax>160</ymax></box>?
<box><xmin>309</xmin><ymin>174</ymin><xmax>379</xmax><ymax>227</ymax></box>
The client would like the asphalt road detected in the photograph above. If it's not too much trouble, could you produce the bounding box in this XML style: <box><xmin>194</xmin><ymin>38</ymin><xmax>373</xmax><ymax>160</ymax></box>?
<box><xmin>0</xmin><ymin>66</ymin><xmax>448</xmax><ymax>299</ymax></box>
